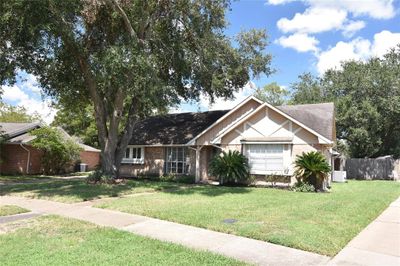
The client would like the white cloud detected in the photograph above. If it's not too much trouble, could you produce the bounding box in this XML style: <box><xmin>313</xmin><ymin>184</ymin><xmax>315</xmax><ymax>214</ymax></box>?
<box><xmin>311</xmin><ymin>0</ymin><xmax>396</xmax><ymax>20</ymax></box>
<box><xmin>371</xmin><ymin>30</ymin><xmax>400</xmax><ymax>57</ymax></box>
<box><xmin>276</xmin><ymin>33</ymin><xmax>319</xmax><ymax>52</ymax></box>
<box><xmin>2</xmin><ymin>85</ymin><xmax>29</xmax><ymax>102</ymax></box>
<box><xmin>316</xmin><ymin>30</ymin><xmax>400</xmax><ymax>74</ymax></box>
<box><xmin>317</xmin><ymin>38</ymin><xmax>371</xmax><ymax>74</ymax></box>
<box><xmin>1</xmin><ymin>83</ymin><xmax>56</xmax><ymax>124</ymax></box>
<box><xmin>342</xmin><ymin>20</ymin><xmax>366</xmax><ymax>37</ymax></box>
<box><xmin>274</xmin><ymin>0</ymin><xmax>395</xmax><ymax>53</ymax></box>
<box><xmin>270</xmin><ymin>0</ymin><xmax>396</xmax><ymax>19</ymax></box>
<box><xmin>267</xmin><ymin>0</ymin><xmax>295</xmax><ymax>5</ymax></box>
<box><xmin>277</xmin><ymin>7</ymin><xmax>347</xmax><ymax>34</ymax></box>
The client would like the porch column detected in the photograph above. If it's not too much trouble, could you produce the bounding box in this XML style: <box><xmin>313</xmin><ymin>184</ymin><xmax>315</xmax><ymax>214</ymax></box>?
<box><xmin>195</xmin><ymin>146</ymin><xmax>203</xmax><ymax>183</ymax></box>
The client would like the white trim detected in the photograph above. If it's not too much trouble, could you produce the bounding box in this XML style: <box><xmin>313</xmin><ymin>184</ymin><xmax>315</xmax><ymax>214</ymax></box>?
<box><xmin>186</xmin><ymin>96</ymin><xmax>263</xmax><ymax>145</ymax></box>
<box><xmin>268</xmin><ymin>120</ymin><xmax>290</xmax><ymax>136</ymax></box>
<box><xmin>212</xmin><ymin>103</ymin><xmax>333</xmax><ymax>145</ymax></box>
<box><xmin>122</xmin><ymin>145</ymin><xmax>145</xmax><ymax>164</ymax></box>
<box><xmin>246</xmin><ymin>121</ymin><xmax>265</xmax><ymax>137</ymax></box>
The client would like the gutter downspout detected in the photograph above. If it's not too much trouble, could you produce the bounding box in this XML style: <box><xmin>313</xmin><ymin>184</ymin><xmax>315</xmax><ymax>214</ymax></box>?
<box><xmin>20</xmin><ymin>143</ymin><xmax>30</xmax><ymax>174</ymax></box>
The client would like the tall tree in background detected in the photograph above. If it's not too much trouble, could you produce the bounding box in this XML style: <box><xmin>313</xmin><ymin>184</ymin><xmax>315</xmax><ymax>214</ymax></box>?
<box><xmin>289</xmin><ymin>73</ymin><xmax>326</xmax><ymax>105</ymax></box>
<box><xmin>51</xmin><ymin>104</ymin><xmax>99</xmax><ymax>148</ymax></box>
<box><xmin>1</xmin><ymin>0</ymin><xmax>272</xmax><ymax>176</ymax></box>
<box><xmin>0</xmin><ymin>102</ymin><xmax>42</xmax><ymax>123</ymax></box>
<box><xmin>323</xmin><ymin>45</ymin><xmax>400</xmax><ymax>158</ymax></box>
<box><xmin>254</xmin><ymin>82</ymin><xmax>288</xmax><ymax>105</ymax></box>
<box><xmin>288</xmin><ymin>46</ymin><xmax>400</xmax><ymax>158</ymax></box>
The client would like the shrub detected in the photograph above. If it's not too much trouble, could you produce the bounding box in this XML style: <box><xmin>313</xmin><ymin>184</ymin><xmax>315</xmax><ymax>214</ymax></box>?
<box><xmin>146</xmin><ymin>174</ymin><xmax>195</xmax><ymax>184</ymax></box>
<box><xmin>86</xmin><ymin>170</ymin><xmax>115</xmax><ymax>184</ymax></box>
<box><xmin>293</xmin><ymin>151</ymin><xmax>331</xmax><ymax>192</ymax></box>
<box><xmin>209</xmin><ymin>150</ymin><xmax>250</xmax><ymax>185</ymax></box>
<box><xmin>30</xmin><ymin>127</ymin><xmax>82</xmax><ymax>175</ymax></box>
<box><xmin>292</xmin><ymin>181</ymin><xmax>315</xmax><ymax>192</ymax></box>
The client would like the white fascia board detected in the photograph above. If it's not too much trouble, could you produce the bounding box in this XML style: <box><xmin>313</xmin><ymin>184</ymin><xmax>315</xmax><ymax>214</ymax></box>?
<box><xmin>214</xmin><ymin>102</ymin><xmax>334</xmax><ymax>145</ymax></box>
<box><xmin>185</xmin><ymin>96</ymin><xmax>263</xmax><ymax>145</ymax></box>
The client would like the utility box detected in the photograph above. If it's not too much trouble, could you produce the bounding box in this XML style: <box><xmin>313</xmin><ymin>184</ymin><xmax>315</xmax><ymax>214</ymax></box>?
<box><xmin>332</xmin><ymin>170</ymin><xmax>347</xmax><ymax>182</ymax></box>
<box><xmin>79</xmin><ymin>163</ymin><xmax>88</xmax><ymax>172</ymax></box>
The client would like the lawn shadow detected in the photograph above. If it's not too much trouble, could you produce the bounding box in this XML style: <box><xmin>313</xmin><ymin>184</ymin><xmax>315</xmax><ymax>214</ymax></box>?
<box><xmin>160</xmin><ymin>183</ymin><xmax>252</xmax><ymax>197</ymax></box>
<box><xmin>0</xmin><ymin>180</ymin><xmax>139</xmax><ymax>202</ymax></box>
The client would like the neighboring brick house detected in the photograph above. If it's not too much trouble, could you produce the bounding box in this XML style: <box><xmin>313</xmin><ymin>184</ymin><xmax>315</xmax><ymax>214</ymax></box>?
<box><xmin>0</xmin><ymin>122</ymin><xmax>100</xmax><ymax>175</ymax></box>
<box><xmin>120</xmin><ymin>96</ymin><xmax>336</xmax><ymax>184</ymax></box>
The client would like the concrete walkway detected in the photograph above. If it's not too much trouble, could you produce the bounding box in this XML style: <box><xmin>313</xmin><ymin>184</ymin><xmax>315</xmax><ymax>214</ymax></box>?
<box><xmin>329</xmin><ymin>197</ymin><xmax>400</xmax><ymax>266</ymax></box>
<box><xmin>0</xmin><ymin>195</ymin><xmax>328</xmax><ymax>266</ymax></box>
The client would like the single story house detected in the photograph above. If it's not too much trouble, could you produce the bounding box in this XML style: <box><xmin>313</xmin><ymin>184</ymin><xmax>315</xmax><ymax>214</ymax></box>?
<box><xmin>0</xmin><ymin>122</ymin><xmax>100</xmax><ymax>174</ymax></box>
<box><xmin>120</xmin><ymin>96</ymin><xmax>335</xmax><ymax>184</ymax></box>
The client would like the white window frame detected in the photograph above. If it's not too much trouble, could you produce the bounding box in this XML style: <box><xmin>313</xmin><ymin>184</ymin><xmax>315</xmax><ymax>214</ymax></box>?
<box><xmin>165</xmin><ymin>147</ymin><xmax>190</xmax><ymax>174</ymax></box>
<box><xmin>122</xmin><ymin>145</ymin><xmax>145</xmax><ymax>164</ymax></box>
<box><xmin>245</xmin><ymin>144</ymin><xmax>290</xmax><ymax>175</ymax></box>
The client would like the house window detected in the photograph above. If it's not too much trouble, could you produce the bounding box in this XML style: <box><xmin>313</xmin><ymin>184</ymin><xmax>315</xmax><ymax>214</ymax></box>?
<box><xmin>122</xmin><ymin>146</ymin><xmax>144</xmax><ymax>164</ymax></box>
<box><xmin>165</xmin><ymin>147</ymin><xmax>189</xmax><ymax>174</ymax></box>
<box><xmin>245</xmin><ymin>144</ymin><xmax>285</xmax><ymax>174</ymax></box>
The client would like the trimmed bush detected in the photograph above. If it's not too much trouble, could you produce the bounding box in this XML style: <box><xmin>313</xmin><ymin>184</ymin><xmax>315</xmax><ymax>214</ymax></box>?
<box><xmin>293</xmin><ymin>151</ymin><xmax>331</xmax><ymax>192</ymax></box>
<box><xmin>209</xmin><ymin>150</ymin><xmax>250</xmax><ymax>185</ymax></box>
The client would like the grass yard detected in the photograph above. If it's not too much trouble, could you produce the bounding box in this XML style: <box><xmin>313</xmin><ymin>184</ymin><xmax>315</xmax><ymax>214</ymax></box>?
<box><xmin>0</xmin><ymin>172</ymin><xmax>89</xmax><ymax>184</ymax></box>
<box><xmin>0</xmin><ymin>178</ymin><xmax>189</xmax><ymax>203</ymax></box>
<box><xmin>0</xmin><ymin>205</ymin><xmax>29</xmax><ymax>216</ymax></box>
<box><xmin>97</xmin><ymin>180</ymin><xmax>400</xmax><ymax>256</ymax></box>
<box><xmin>0</xmin><ymin>215</ymin><xmax>245</xmax><ymax>266</ymax></box>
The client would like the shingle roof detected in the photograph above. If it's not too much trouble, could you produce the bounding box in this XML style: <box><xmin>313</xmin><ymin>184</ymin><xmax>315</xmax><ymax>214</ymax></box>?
<box><xmin>129</xmin><ymin>102</ymin><xmax>335</xmax><ymax>145</ymax></box>
<box><xmin>276</xmin><ymin>102</ymin><xmax>335</xmax><ymax>140</ymax></box>
<box><xmin>0</xmin><ymin>122</ymin><xmax>100</xmax><ymax>151</ymax></box>
<box><xmin>0</xmin><ymin>122</ymin><xmax>41</xmax><ymax>139</ymax></box>
<box><xmin>129</xmin><ymin>110</ymin><xmax>229</xmax><ymax>145</ymax></box>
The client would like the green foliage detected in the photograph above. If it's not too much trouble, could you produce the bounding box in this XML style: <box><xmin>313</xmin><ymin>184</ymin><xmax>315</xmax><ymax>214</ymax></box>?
<box><xmin>323</xmin><ymin>46</ymin><xmax>400</xmax><ymax>158</ymax></box>
<box><xmin>254</xmin><ymin>82</ymin><xmax>289</xmax><ymax>105</ymax></box>
<box><xmin>30</xmin><ymin>127</ymin><xmax>82</xmax><ymax>175</ymax></box>
<box><xmin>0</xmin><ymin>101</ymin><xmax>42</xmax><ymax>123</ymax></box>
<box><xmin>289</xmin><ymin>73</ymin><xmax>326</xmax><ymax>105</ymax></box>
<box><xmin>86</xmin><ymin>170</ymin><xmax>115</xmax><ymax>184</ymax></box>
<box><xmin>293</xmin><ymin>151</ymin><xmax>331</xmax><ymax>191</ymax></box>
<box><xmin>292</xmin><ymin>181</ymin><xmax>315</xmax><ymax>193</ymax></box>
<box><xmin>288</xmin><ymin>46</ymin><xmax>400</xmax><ymax>158</ymax></box>
<box><xmin>209</xmin><ymin>150</ymin><xmax>250</xmax><ymax>185</ymax></box>
<box><xmin>0</xmin><ymin>0</ymin><xmax>273</xmax><ymax>175</ymax></box>
<box><xmin>52</xmin><ymin>104</ymin><xmax>99</xmax><ymax>148</ymax></box>
<box><xmin>158</xmin><ymin>174</ymin><xmax>195</xmax><ymax>184</ymax></box>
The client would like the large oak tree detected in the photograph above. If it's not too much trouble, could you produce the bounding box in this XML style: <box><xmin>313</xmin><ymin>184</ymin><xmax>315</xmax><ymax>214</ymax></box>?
<box><xmin>0</xmin><ymin>0</ymin><xmax>272</xmax><ymax>176</ymax></box>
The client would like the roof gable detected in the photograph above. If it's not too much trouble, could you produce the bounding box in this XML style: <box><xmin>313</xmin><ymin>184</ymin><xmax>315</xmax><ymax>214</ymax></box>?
<box><xmin>211</xmin><ymin>102</ymin><xmax>335</xmax><ymax>145</ymax></box>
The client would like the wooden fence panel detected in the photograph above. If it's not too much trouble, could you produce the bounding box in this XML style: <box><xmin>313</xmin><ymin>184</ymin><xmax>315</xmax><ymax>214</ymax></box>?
<box><xmin>345</xmin><ymin>158</ymin><xmax>399</xmax><ymax>180</ymax></box>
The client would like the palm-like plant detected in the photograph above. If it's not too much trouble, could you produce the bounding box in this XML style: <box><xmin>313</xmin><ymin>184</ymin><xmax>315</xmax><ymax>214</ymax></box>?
<box><xmin>293</xmin><ymin>151</ymin><xmax>331</xmax><ymax>191</ymax></box>
<box><xmin>209</xmin><ymin>150</ymin><xmax>250</xmax><ymax>185</ymax></box>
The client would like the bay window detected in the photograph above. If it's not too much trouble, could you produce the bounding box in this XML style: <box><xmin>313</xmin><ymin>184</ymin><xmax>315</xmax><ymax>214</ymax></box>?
<box><xmin>165</xmin><ymin>147</ymin><xmax>189</xmax><ymax>174</ymax></box>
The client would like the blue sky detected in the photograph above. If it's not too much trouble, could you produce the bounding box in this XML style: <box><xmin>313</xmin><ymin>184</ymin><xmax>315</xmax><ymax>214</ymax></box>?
<box><xmin>3</xmin><ymin>0</ymin><xmax>400</xmax><ymax>123</ymax></box>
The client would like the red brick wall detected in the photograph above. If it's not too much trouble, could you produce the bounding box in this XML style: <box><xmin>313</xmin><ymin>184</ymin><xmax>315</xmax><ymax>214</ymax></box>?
<box><xmin>79</xmin><ymin>151</ymin><xmax>100</xmax><ymax>170</ymax></box>
<box><xmin>0</xmin><ymin>144</ymin><xmax>43</xmax><ymax>174</ymax></box>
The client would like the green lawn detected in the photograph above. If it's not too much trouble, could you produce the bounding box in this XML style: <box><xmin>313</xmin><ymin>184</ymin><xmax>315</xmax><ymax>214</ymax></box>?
<box><xmin>0</xmin><ymin>215</ymin><xmax>245</xmax><ymax>266</ymax></box>
<box><xmin>0</xmin><ymin>205</ymin><xmax>29</xmax><ymax>216</ymax></box>
<box><xmin>0</xmin><ymin>179</ymin><xmax>190</xmax><ymax>203</ymax></box>
<box><xmin>96</xmin><ymin>180</ymin><xmax>400</xmax><ymax>256</ymax></box>
<box><xmin>0</xmin><ymin>172</ymin><xmax>89</xmax><ymax>184</ymax></box>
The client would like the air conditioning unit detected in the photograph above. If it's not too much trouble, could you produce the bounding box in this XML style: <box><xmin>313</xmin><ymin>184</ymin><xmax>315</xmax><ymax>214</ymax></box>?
<box><xmin>332</xmin><ymin>171</ymin><xmax>346</xmax><ymax>182</ymax></box>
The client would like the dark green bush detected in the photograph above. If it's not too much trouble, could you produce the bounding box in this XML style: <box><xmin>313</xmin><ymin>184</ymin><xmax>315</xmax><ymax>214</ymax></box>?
<box><xmin>209</xmin><ymin>150</ymin><xmax>250</xmax><ymax>185</ymax></box>
<box><xmin>293</xmin><ymin>151</ymin><xmax>331</xmax><ymax>192</ymax></box>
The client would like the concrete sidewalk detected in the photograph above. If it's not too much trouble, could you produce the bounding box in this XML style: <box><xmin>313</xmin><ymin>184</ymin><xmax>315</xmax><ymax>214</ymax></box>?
<box><xmin>0</xmin><ymin>195</ymin><xmax>328</xmax><ymax>266</ymax></box>
<box><xmin>329</xmin><ymin>197</ymin><xmax>400</xmax><ymax>266</ymax></box>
